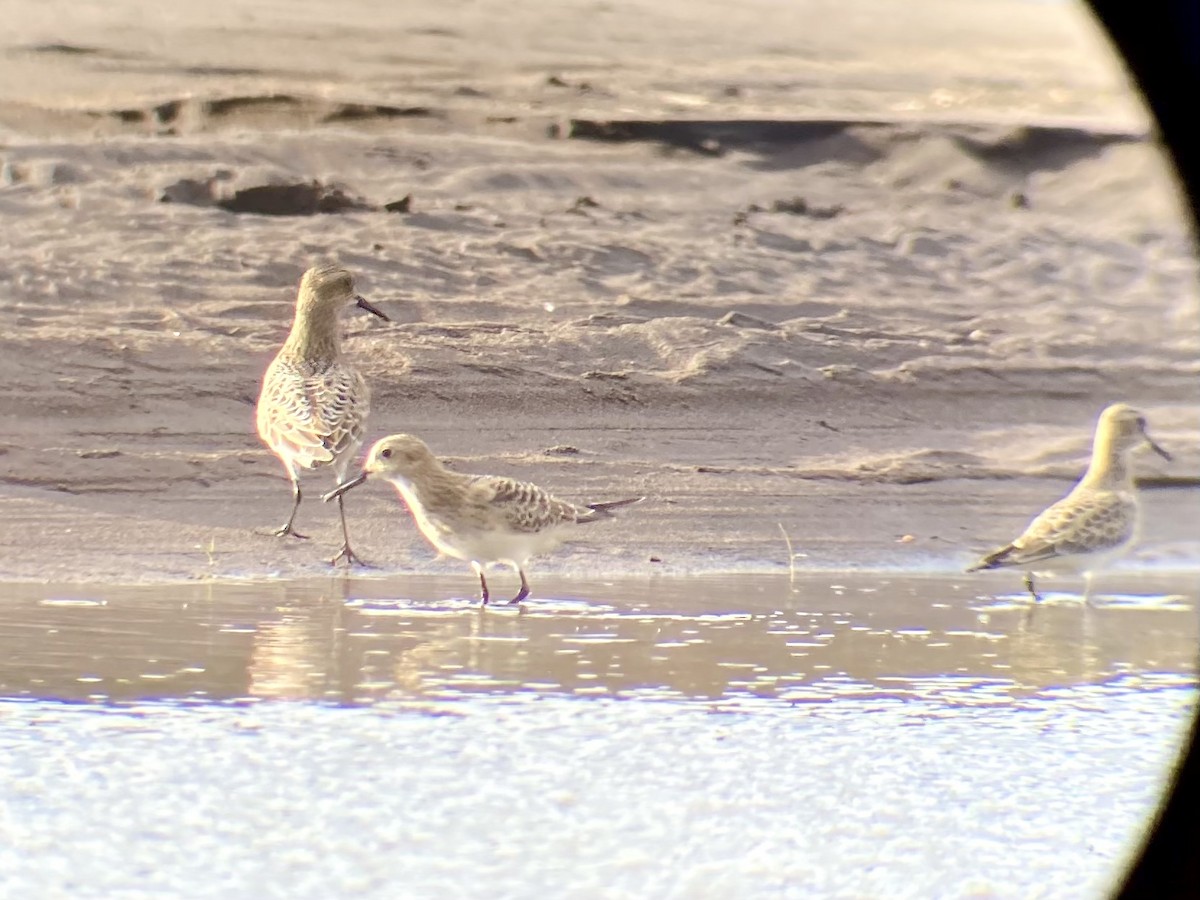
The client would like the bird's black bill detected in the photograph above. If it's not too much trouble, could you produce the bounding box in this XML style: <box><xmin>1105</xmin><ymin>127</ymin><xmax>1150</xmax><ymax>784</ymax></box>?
<box><xmin>355</xmin><ymin>295</ymin><xmax>391</xmax><ymax>322</ymax></box>
<box><xmin>323</xmin><ymin>472</ymin><xmax>369</xmax><ymax>503</ymax></box>
<box><xmin>1147</xmin><ymin>437</ymin><xmax>1172</xmax><ymax>462</ymax></box>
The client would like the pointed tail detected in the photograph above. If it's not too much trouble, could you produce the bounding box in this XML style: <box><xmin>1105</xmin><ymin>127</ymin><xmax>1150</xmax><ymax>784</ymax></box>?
<box><xmin>966</xmin><ymin>544</ymin><xmax>1017</xmax><ymax>572</ymax></box>
<box><xmin>580</xmin><ymin>496</ymin><xmax>644</xmax><ymax>522</ymax></box>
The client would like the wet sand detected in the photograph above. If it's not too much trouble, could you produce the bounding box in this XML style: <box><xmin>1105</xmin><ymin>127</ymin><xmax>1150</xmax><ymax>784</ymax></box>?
<box><xmin>2</xmin><ymin>572</ymin><xmax>1197</xmax><ymax>704</ymax></box>
<box><xmin>0</xmin><ymin>0</ymin><xmax>1198</xmax><ymax>581</ymax></box>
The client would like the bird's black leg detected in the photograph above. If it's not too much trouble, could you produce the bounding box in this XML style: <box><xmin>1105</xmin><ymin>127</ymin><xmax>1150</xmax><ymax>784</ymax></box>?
<box><xmin>478</xmin><ymin>569</ymin><xmax>491</xmax><ymax>606</ymax></box>
<box><xmin>508</xmin><ymin>567</ymin><xmax>531</xmax><ymax>605</ymax></box>
<box><xmin>273</xmin><ymin>479</ymin><xmax>309</xmax><ymax>540</ymax></box>
<box><xmin>1023</xmin><ymin>572</ymin><xmax>1041</xmax><ymax>603</ymax></box>
<box><xmin>330</xmin><ymin>493</ymin><xmax>367</xmax><ymax>566</ymax></box>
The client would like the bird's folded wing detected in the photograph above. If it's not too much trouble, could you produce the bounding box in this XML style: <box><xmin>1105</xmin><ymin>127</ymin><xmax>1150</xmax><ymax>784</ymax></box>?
<box><xmin>1008</xmin><ymin>492</ymin><xmax>1135</xmax><ymax>563</ymax></box>
<box><xmin>258</xmin><ymin>366</ymin><xmax>368</xmax><ymax>469</ymax></box>
<box><xmin>476</xmin><ymin>476</ymin><xmax>577</xmax><ymax>532</ymax></box>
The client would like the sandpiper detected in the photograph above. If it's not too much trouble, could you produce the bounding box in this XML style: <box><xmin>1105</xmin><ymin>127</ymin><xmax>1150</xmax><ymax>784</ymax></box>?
<box><xmin>324</xmin><ymin>433</ymin><xmax>642</xmax><ymax>603</ymax></box>
<box><xmin>256</xmin><ymin>264</ymin><xmax>389</xmax><ymax>565</ymax></box>
<box><xmin>968</xmin><ymin>403</ymin><xmax>1171</xmax><ymax>602</ymax></box>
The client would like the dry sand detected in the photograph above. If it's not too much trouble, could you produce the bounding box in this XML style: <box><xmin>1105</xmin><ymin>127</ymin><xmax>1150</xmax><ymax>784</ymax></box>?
<box><xmin>0</xmin><ymin>0</ymin><xmax>1197</xmax><ymax>582</ymax></box>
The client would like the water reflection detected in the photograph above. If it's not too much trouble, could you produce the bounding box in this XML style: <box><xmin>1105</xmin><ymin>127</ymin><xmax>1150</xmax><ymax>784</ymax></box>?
<box><xmin>0</xmin><ymin>573</ymin><xmax>1195</xmax><ymax>707</ymax></box>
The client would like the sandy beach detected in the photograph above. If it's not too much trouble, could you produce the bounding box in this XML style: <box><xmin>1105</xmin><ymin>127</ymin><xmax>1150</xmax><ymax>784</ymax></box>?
<box><xmin>0</xmin><ymin>1</ymin><xmax>1198</xmax><ymax>897</ymax></box>
<box><xmin>0</xmin><ymin>0</ymin><xmax>1197</xmax><ymax>582</ymax></box>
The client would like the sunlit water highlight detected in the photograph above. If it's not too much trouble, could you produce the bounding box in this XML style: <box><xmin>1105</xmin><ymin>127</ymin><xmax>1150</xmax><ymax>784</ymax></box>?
<box><xmin>0</xmin><ymin>572</ymin><xmax>1195</xmax><ymax>898</ymax></box>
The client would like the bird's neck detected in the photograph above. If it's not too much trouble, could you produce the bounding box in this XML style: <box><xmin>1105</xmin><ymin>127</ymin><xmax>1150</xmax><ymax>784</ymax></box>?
<box><xmin>1080</xmin><ymin>434</ymin><xmax>1133</xmax><ymax>490</ymax></box>
<box><xmin>282</xmin><ymin>309</ymin><xmax>341</xmax><ymax>361</ymax></box>
<box><xmin>394</xmin><ymin>463</ymin><xmax>472</xmax><ymax>514</ymax></box>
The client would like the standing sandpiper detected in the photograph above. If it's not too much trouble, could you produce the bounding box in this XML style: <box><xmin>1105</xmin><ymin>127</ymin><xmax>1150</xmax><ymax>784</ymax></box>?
<box><xmin>968</xmin><ymin>403</ymin><xmax>1171</xmax><ymax>603</ymax></box>
<box><xmin>324</xmin><ymin>433</ymin><xmax>642</xmax><ymax>603</ymax></box>
<box><xmin>256</xmin><ymin>264</ymin><xmax>389</xmax><ymax>565</ymax></box>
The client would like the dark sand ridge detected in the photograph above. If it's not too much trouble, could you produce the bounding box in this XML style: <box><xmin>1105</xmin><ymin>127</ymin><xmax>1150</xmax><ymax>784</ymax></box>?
<box><xmin>0</xmin><ymin>0</ymin><xmax>1197</xmax><ymax>582</ymax></box>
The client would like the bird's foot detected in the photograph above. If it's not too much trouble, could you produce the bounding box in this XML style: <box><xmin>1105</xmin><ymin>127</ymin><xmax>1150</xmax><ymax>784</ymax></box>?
<box><xmin>331</xmin><ymin>544</ymin><xmax>370</xmax><ymax>567</ymax></box>
<box><xmin>1023</xmin><ymin>575</ymin><xmax>1041</xmax><ymax>604</ymax></box>
<box><xmin>507</xmin><ymin>586</ymin><xmax>531</xmax><ymax>605</ymax></box>
<box><xmin>258</xmin><ymin>525</ymin><xmax>309</xmax><ymax>540</ymax></box>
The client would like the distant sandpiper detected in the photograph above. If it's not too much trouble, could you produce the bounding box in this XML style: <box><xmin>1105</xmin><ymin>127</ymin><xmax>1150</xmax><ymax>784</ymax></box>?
<box><xmin>256</xmin><ymin>263</ymin><xmax>389</xmax><ymax>565</ymax></box>
<box><xmin>968</xmin><ymin>403</ymin><xmax>1171</xmax><ymax>602</ymax></box>
<box><xmin>324</xmin><ymin>433</ymin><xmax>642</xmax><ymax>603</ymax></box>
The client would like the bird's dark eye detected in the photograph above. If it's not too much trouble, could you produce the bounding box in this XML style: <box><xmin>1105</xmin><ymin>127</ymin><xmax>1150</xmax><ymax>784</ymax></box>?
<box><xmin>380</xmin><ymin>448</ymin><xmax>393</xmax><ymax>459</ymax></box>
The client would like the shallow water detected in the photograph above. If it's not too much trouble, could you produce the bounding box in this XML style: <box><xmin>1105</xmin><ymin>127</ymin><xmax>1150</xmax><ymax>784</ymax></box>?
<box><xmin>0</xmin><ymin>572</ymin><xmax>1196</xmax><ymax>898</ymax></box>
